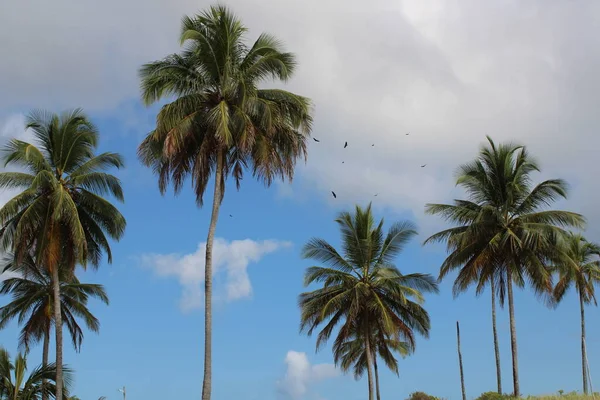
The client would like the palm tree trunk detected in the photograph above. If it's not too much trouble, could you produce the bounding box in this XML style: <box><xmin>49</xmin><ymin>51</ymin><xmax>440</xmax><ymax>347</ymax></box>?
<box><xmin>457</xmin><ymin>321</ymin><xmax>467</xmax><ymax>400</ymax></box>
<box><xmin>491</xmin><ymin>278</ymin><xmax>502</xmax><ymax>394</ymax></box>
<box><xmin>374</xmin><ymin>356</ymin><xmax>381</xmax><ymax>400</ymax></box>
<box><xmin>51</xmin><ymin>266</ymin><xmax>64</xmax><ymax>400</ymax></box>
<box><xmin>507</xmin><ymin>268</ymin><xmax>520</xmax><ymax>397</ymax></box>
<box><xmin>42</xmin><ymin>324</ymin><xmax>50</xmax><ymax>400</ymax></box>
<box><xmin>201</xmin><ymin>151</ymin><xmax>224</xmax><ymax>400</ymax></box>
<box><xmin>580</xmin><ymin>290</ymin><xmax>588</xmax><ymax>394</ymax></box>
<box><xmin>364</xmin><ymin>332</ymin><xmax>375</xmax><ymax>400</ymax></box>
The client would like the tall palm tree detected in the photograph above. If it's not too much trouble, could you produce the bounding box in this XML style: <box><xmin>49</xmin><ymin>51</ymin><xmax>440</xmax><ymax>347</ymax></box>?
<box><xmin>137</xmin><ymin>5</ymin><xmax>312</xmax><ymax>399</ymax></box>
<box><xmin>553</xmin><ymin>233</ymin><xmax>600</xmax><ymax>395</ymax></box>
<box><xmin>299</xmin><ymin>204</ymin><xmax>438</xmax><ymax>400</ymax></box>
<box><xmin>0</xmin><ymin>347</ymin><xmax>72</xmax><ymax>400</ymax></box>
<box><xmin>0</xmin><ymin>253</ymin><xmax>109</xmax><ymax>364</ymax></box>
<box><xmin>489</xmin><ymin>276</ymin><xmax>502</xmax><ymax>394</ymax></box>
<box><xmin>425</xmin><ymin>136</ymin><xmax>585</xmax><ymax>396</ymax></box>
<box><xmin>333</xmin><ymin>323</ymin><xmax>412</xmax><ymax>400</ymax></box>
<box><xmin>0</xmin><ymin>109</ymin><xmax>126</xmax><ymax>400</ymax></box>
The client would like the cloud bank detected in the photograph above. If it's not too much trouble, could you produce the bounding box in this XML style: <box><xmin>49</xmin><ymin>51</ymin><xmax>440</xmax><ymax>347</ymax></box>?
<box><xmin>2</xmin><ymin>1</ymin><xmax>600</xmax><ymax>238</ymax></box>
<box><xmin>140</xmin><ymin>238</ymin><xmax>291</xmax><ymax>312</ymax></box>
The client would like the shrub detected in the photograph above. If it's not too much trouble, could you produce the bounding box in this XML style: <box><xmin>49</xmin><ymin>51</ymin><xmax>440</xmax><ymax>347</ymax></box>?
<box><xmin>406</xmin><ymin>391</ymin><xmax>440</xmax><ymax>400</ymax></box>
<box><xmin>475</xmin><ymin>392</ymin><xmax>515</xmax><ymax>400</ymax></box>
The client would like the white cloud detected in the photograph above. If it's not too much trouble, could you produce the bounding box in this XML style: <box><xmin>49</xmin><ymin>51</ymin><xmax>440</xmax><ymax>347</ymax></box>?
<box><xmin>140</xmin><ymin>238</ymin><xmax>291</xmax><ymax>312</ymax></box>
<box><xmin>277</xmin><ymin>351</ymin><xmax>339</xmax><ymax>400</ymax></box>
<box><xmin>2</xmin><ymin>1</ymin><xmax>600</xmax><ymax>239</ymax></box>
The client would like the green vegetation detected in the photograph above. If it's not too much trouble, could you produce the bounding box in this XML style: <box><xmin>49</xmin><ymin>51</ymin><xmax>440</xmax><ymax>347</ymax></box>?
<box><xmin>0</xmin><ymin>347</ymin><xmax>71</xmax><ymax>400</ymax></box>
<box><xmin>137</xmin><ymin>5</ymin><xmax>312</xmax><ymax>400</ymax></box>
<box><xmin>0</xmin><ymin>109</ymin><xmax>126</xmax><ymax>399</ymax></box>
<box><xmin>0</xmin><ymin>253</ymin><xmax>109</xmax><ymax>361</ymax></box>
<box><xmin>406</xmin><ymin>391</ymin><xmax>441</xmax><ymax>400</ymax></box>
<box><xmin>425</xmin><ymin>137</ymin><xmax>586</xmax><ymax>397</ymax></box>
<box><xmin>299</xmin><ymin>204</ymin><xmax>438</xmax><ymax>400</ymax></box>
<box><xmin>475</xmin><ymin>392</ymin><xmax>600</xmax><ymax>400</ymax></box>
<box><xmin>553</xmin><ymin>233</ymin><xmax>600</xmax><ymax>394</ymax></box>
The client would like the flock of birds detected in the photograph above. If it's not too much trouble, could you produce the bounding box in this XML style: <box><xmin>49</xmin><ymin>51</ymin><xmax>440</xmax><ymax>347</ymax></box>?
<box><xmin>311</xmin><ymin>132</ymin><xmax>426</xmax><ymax>199</ymax></box>
<box><xmin>227</xmin><ymin>131</ymin><xmax>424</xmax><ymax>216</ymax></box>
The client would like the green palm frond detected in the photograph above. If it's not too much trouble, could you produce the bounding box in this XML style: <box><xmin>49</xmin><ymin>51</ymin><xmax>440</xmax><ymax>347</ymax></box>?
<box><xmin>0</xmin><ymin>109</ymin><xmax>126</xmax><ymax>275</ymax></box>
<box><xmin>0</xmin><ymin>255</ymin><xmax>109</xmax><ymax>353</ymax></box>
<box><xmin>0</xmin><ymin>347</ymin><xmax>72</xmax><ymax>399</ymax></box>
<box><xmin>553</xmin><ymin>233</ymin><xmax>600</xmax><ymax>305</ymax></box>
<box><xmin>426</xmin><ymin>136</ymin><xmax>583</xmax><ymax>304</ymax></box>
<box><xmin>299</xmin><ymin>205</ymin><xmax>437</xmax><ymax>381</ymax></box>
<box><xmin>137</xmin><ymin>4</ymin><xmax>313</xmax><ymax>205</ymax></box>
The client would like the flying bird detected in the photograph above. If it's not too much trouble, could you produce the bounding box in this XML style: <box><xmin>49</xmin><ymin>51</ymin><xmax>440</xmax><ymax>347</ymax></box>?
<box><xmin>331</xmin><ymin>191</ymin><xmax>337</xmax><ymax>199</ymax></box>
<box><xmin>342</xmin><ymin>161</ymin><xmax>345</xmax><ymax>164</ymax></box>
<box><xmin>344</xmin><ymin>141</ymin><xmax>348</xmax><ymax>148</ymax></box>
<box><xmin>421</xmin><ymin>164</ymin><xmax>427</xmax><ymax>168</ymax></box>
<box><xmin>374</xmin><ymin>193</ymin><xmax>378</xmax><ymax>197</ymax></box>
<box><xmin>406</xmin><ymin>132</ymin><xmax>410</xmax><ymax>136</ymax></box>
<box><xmin>371</xmin><ymin>144</ymin><xmax>375</xmax><ymax>147</ymax></box>
<box><xmin>313</xmin><ymin>138</ymin><xmax>320</xmax><ymax>142</ymax></box>
<box><xmin>229</xmin><ymin>214</ymin><xmax>233</xmax><ymax>217</ymax></box>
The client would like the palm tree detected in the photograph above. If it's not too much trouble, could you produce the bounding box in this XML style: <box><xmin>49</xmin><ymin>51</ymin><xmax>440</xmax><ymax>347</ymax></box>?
<box><xmin>0</xmin><ymin>253</ymin><xmax>109</xmax><ymax>364</ymax></box>
<box><xmin>333</xmin><ymin>323</ymin><xmax>412</xmax><ymax>400</ymax></box>
<box><xmin>299</xmin><ymin>204</ymin><xmax>438</xmax><ymax>400</ymax></box>
<box><xmin>0</xmin><ymin>347</ymin><xmax>72</xmax><ymax>400</ymax></box>
<box><xmin>553</xmin><ymin>233</ymin><xmax>600</xmax><ymax>394</ymax></box>
<box><xmin>489</xmin><ymin>276</ymin><xmax>502</xmax><ymax>394</ymax></box>
<box><xmin>137</xmin><ymin>5</ymin><xmax>312</xmax><ymax>399</ymax></box>
<box><xmin>0</xmin><ymin>109</ymin><xmax>126</xmax><ymax>400</ymax></box>
<box><xmin>425</xmin><ymin>136</ymin><xmax>585</xmax><ymax>396</ymax></box>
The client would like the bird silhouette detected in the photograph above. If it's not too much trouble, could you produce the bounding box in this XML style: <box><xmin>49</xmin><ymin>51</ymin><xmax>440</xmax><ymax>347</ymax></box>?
<box><xmin>331</xmin><ymin>191</ymin><xmax>337</xmax><ymax>199</ymax></box>
<box><xmin>229</xmin><ymin>214</ymin><xmax>233</xmax><ymax>217</ymax></box>
<box><xmin>342</xmin><ymin>161</ymin><xmax>345</xmax><ymax>164</ymax></box>
<box><xmin>371</xmin><ymin>144</ymin><xmax>375</xmax><ymax>147</ymax></box>
<box><xmin>313</xmin><ymin>138</ymin><xmax>320</xmax><ymax>142</ymax></box>
<box><xmin>406</xmin><ymin>132</ymin><xmax>410</xmax><ymax>136</ymax></box>
<box><xmin>374</xmin><ymin>193</ymin><xmax>378</xmax><ymax>197</ymax></box>
<box><xmin>421</xmin><ymin>164</ymin><xmax>427</xmax><ymax>168</ymax></box>
<box><xmin>344</xmin><ymin>141</ymin><xmax>348</xmax><ymax>148</ymax></box>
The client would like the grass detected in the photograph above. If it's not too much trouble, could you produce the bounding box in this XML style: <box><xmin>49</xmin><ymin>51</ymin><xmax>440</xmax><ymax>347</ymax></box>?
<box><xmin>526</xmin><ymin>395</ymin><xmax>598</xmax><ymax>400</ymax></box>
<box><xmin>474</xmin><ymin>392</ymin><xmax>599</xmax><ymax>400</ymax></box>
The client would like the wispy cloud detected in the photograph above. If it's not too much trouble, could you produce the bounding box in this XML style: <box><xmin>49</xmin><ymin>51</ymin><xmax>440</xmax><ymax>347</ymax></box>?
<box><xmin>140</xmin><ymin>238</ymin><xmax>292</xmax><ymax>312</ymax></box>
<box><xmin>277</xmin><ymin>351</ymin><xmax>339</xmax><ymax>400</ymax></box>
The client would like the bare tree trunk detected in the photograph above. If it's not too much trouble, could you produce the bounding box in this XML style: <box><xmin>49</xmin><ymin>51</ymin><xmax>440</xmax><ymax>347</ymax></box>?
<box><xmin>457</xmin><ymin>321</ymin><xmax>467</xmax><ymax>400</ymax></box>
<box><xmin>42</xmin><ymin>324</ymin><xmax>50</xmax><ymax>400</ymax></box>
<box><xmin>201</xmin><ymin>151</ymin><xmax>224</xmax><ymax>400</ymax></box>
<box><xmin>52</xmin><ymin>266</ymin><xmax>64</xmax><ymax>400</ymax></box>
<box><xmin>364</xmin><ymin>333</ymin><xmax>375</xmax><ymax>400</ymax></box>
<box><xmin>374</xmin><ymin>356</ymin><xmax>381</xmax><ymax>400</ymax></box>
<box><xmin>580</xmin><ymin>291</ymin><xmax>588</xmax><ymax>395</ymax></box>
<box><xmin>491</xmin><ymin>278</ymin><xmax>502</xmax><ymax>394</ymax></box>
<box><xmin>507</xmin><ymin>268</ymin><xmax>520</xmax><ymax>397</ymax></box>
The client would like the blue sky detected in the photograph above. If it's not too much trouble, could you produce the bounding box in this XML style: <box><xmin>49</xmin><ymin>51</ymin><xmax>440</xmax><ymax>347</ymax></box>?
<box><xmin>1</xmin><ymin>1</ymin><xmax>600</xmax><ymax>400</ymax></box>
<box><xmin>0</xmin><ymin>108</ymin><xmax>597</xmax><ymax>400</ymax></box>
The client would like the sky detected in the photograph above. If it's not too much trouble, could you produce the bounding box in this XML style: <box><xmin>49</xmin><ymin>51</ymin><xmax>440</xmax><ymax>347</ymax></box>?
<box><xmin>0</xmin><ymin>0</ymin><xmax>599</xmax><ymax>399</ymax></box>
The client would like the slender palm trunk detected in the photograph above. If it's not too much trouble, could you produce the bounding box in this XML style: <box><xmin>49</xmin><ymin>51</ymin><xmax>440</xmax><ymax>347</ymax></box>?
<box><xmin>580</xmin><ymin>290</ymin><xmax>588</xmax><ymax>394</ymax></box>
<box><xmin>491</xmin><ymin>278</ymin><xmax>502</xmax><ymax>394</ymax></box>
<box><xmin>507</xmin><ymin>268</ymin><xmax>520</xmax><ymax>397</ymax></box>
<box><xmin>364</xmin><ymin>333</ymin><xmax>375</xmax><ymax>400</ymax></box>
<box><xmin>201</xmin><ymin>151</ymin><xmax>224</xmax><ymax>400</ymax></box>
<box><xmin>51</xmin><ymin>266</ymin><xmax>64</xmax><ymax>400</ymax></box>
<box><xmin>374</xmin><ymin>356</ymin><xmax>381</xmax><ymax>400</ymax></box>
<box><xmin>457</xmin><ymin>321</ymin><xmax>467</xmax><ymax>400</ymax></box>
<box><xmin>42</xmin><ymin>324</ymin><xmax>50</xmax><ymax>400</ymax></box>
